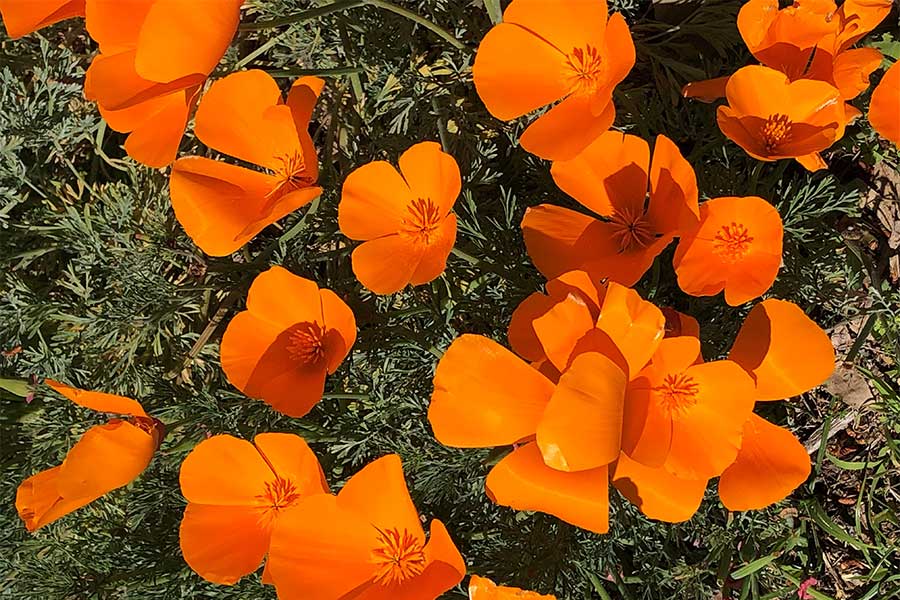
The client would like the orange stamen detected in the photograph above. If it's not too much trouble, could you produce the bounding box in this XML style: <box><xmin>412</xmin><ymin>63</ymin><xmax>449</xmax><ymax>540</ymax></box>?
<box><xmin>371</xmin><ymin>527</ymin><xmax>427</xmax><ymax>585</ymax></box>
<box><xmin>400</xmin><ymin>198</ymin><xmax>443</xmax><ymax>243</ymax></box>
<box><xmin>653</xmin><ymin>373</ymin><xmax>700</xmax><ymax>416</ymax></box>
<box><xmin>760</xmin><ymin>114</ymin><xmax>793</xmax><ymax>154</ymax></box>
<box><xmin>256</xmin><ymin>477</ymin><xmax>302</xmax><ymax>524</ymax></box>
<box><xmin>608</xmin><ymin>204</ymin><xmax>656</xmax><ymax>252</ymax></box>
<box><xmin>713</xmin><ymin>222</ymin><xmax>754</xmax><ymax>262</ymax></box>
<box><xmin>565</xmin><ymin>45</ymin><xmax>606</xmax><ymax>96</ymax></box>
<box><xmin>286</xmin><ymin>322</ymin><xmax>326</xmax><ymax>365</ymax></box>
<box><xmin>269</xmin><ymin>151</ymin><xmax>315</xmax><ymax>198</ymax></box>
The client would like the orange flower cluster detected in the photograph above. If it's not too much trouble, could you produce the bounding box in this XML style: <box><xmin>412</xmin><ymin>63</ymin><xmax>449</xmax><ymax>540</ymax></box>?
<box><xmin>431</xmin><ymin>275</ymin><xmax>835</xmax><ymax>530</ymax></box>
<box><xmin>179</xmin><ymin>444</ymin><xmax>466</xmax><ymax>597</ymax></box>
<box><xmin>684</xmin><ymin>0</ymin><xmax>897</xmax><ymax>167</ymax></box>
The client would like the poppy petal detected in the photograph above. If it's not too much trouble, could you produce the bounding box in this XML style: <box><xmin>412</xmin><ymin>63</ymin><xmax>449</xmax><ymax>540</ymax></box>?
<box><xmin>472</xmin><ymin>23</ymin><xmax>568</xmax><ymax>121</ymax></box>
<box><xmin>536</xmin><ymin>352</ymin><xmax>627</xmax><ymax>471</ymax></box>
<box><xmin>469</xmin><ymin>575</ymin><xmax>556</xmax><ymax>600</ymax></box>
<box><xmin>193</xmin><ymin>70</ymin><xmax>302</xmax><ymax>170</ymax></box>
<box><xmin>179</xmin><ymin>435</ymin><xmax>273</xmax><ymax>505</ymax></box>
<box><xmin>545</xmin><ymin>270</ymin><xmax>606</xmax><ymax>314</ymax></box>
<box><xmin>648</xmin><ymin>134</ymin><xmax>700</xmax><ymax>234</ymax></box>
<box><xmin>84</xmin><ymin>0</ymin><xmax>152</xmax><ymax>53</ymax></box>
<box><xmin>408</xmin><ymin>214</ymin><xmax>457</xmax><ymax>286</ymax></box>
<box><xmin>521</xmin><ymin>204</ymin><xmax>597</xmax><ymax>281</ymax></box>
<box><xmin>531</xmin><ymin>293</ymin><xmax>595</xmax><ymax>372</ymax></box>
<box><xmin>351</xmin><ymin>235</ymin><xmax>426</xmax><ymax>295</ymax></box>
<box><xmin>45</xmin><ymin>380</ymin><xmax>147</xmax><ymax>417</ymax></box>
<box><xmin>1</xmin><ymin>0</ymin><xmax>84</xmax><ymax>38</ymax></box>
<box><xmin>621</xmin><ymin>380</ymin><xmax>672</xmax><ymax>467</ymax></box>
<box><xmin>664</xmin><ymin>361</ymin><xmax>756</xmax><ymax>479</ymax></box>
<box><xmin>244</xmin><ymin>266</ymin><xmax>324</xmax><ymax>329</ymax></box>
<box><xmin>611</xmin><ymin>453</ymin><xmax>707</xmax><ymax>522</ymax></box>
<box><xmin>520</xmin><ymin>94</ymin><xmax>616</xmax><ymax>161</ymax></box>
<box><xmin>430</xmin><ymin>334</ymin><xmax>554</xmax><ymax>448</ymax></box>
<box><xmin>253</xmin><ymin>433</ymin><xmax>329</xmax><ymax>496</ymax></box>
<box><xmin>486</xmin><ymin>442</ymin><xmax>610</xmax><ymax>534</ymax></box>
<box><xmin>119</xmin><ymin>87</ymin><xmax>193</xmax><ymax>168</ymax></box>
<box><xmin>579</xmin><ymin>224</ymin><xmax>675</xmax><ymax>287</ymax></box>
<box><xmin>319</xmin><ymin>289</ymin><xmax>357</xmax><ymax>374</ymax></box>
<box><xmin>267</xmin><ymin>494</ymin><xmax>377</xmax><ymax>599</ymax></box>
<box><xmin>832</xmin><ymin>47</ymin><xmax>883</xmax><ymax>100</ymax></box>
<box><xmin>133</xmin><ymin>0</ymin><xmax>241</xmax><ymax>83</ymax></box>
<box><xmin>339</xmin><ymin>162</ymin><xmax>414</xmax><ymax>240</ymax></box>
<box><xmin>338</xmin><ymin>454</ymin><xmax>424</xmax><ymax>538</ymax></box>
<box><xmin>397</xmin><ymin>141</ymin><xmax>461</xmax><ymax>217</ymax></box>
<box><xmin>503</xmin><ymin>0</ymin><xmax>608</xmax><ymax>54</ymax></box>
<box><xmin>870</xmin><ymin>61</ymin><xmax>900</xmax><ymax>145</ymax></box>
<box><xmin>508</xmin><ymin>292</ymin><xmax>557</xmax><ymax>362</ymax></box>
<box><xmin>179</xmin><ymin>504</ymin><xmax>270</xmax><ymax>585</ymax></box>
<box><xmin>85</xmin><ymin>49</ymin><xmax>203</xmax><ymax>110</ymax></box>
<box><xmin>56</xmin><ymin>420</ymin><xmax>155</xmax><ymax>500</ymax></box>
<box><xmin>16</xmin><ymin>466</ymin><xmax>94</xmax><ymax>531</ymax></box>
<box><xmin>550</xmin><ymin>130</ymin><xmax>649</xmax><ymax>219</ymax></box>
<box><xmin>795</xmin><ymin>152</ymin><xmax>827</xmax><ymax>171</ymax></box>
<box><xmin>718</xmin><ymin>414</ymin><xmax>811</xmax><ymax>511</ymax></box>
<box><xmin>682</xmin><ymin>76</ymin><xmax>730</xmax><ymax>102</ymax></box>
<box><xmin>595</xmin><ymin>282</ymin><xmax>666</xmax><ymax>379</ymax></box>
<box><xmin>728</xmin><ymin>299</ymin><xmax>835</xmax><ymax>401</ymax></box>
<box><xmin>286</xmin><ymin>76</ymin><xmax>325</xmax><ymax>183</ymax></box>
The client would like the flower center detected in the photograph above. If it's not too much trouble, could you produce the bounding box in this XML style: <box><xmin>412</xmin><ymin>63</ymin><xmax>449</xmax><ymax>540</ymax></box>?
<box><xmin>712</xmin><ymin>222</ymin><xmax>754</xmax><ymax>262</ymax></box>
<box><xmin>653</xmin><ymin>373</ymin><xmax>700</xmax><ymax>416</ymax></box>
<box><xmin>400</xmin><ymin>198</ymin><xmax>443</xmax><ymax>244</ymax></box>
<box><xmin>286</xmin><ymin>322</ymin><xmax>326</xmax><ymax>365</ymax></box>
<box><xmin>371</xmin><ymin>527</ymin><xmax>427</xmax><ymax>586</ymax></box>
<box><xmin>268</xmin><ymin>151</ymin><xmax>315</xmax><ymax>198</ymax></box>
<box><xmin>608</xmin><ymin>204</ymin><xmax>655</xmax><ymax>252</ymax></box>
<box><xmin>760</xmin><ymin>113</ymin><xmax>793</xmax><ymax>154</ymax></box>
<box><xmin>255</xmin><ymin>476</ymin><xmax>302</xmax><ymax>525</ymax></box>
<box><xmin>565</xmin><ymin>45</ymin><xmax>606</xmax><ymax>96</ymax></box>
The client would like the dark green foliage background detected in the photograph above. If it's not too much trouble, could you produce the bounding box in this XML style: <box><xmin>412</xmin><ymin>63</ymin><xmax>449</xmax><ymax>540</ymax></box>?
<box><xmin>1</xmin><ymin>1</ymin><xmax>899</xmax><ymax>598</ymax></box>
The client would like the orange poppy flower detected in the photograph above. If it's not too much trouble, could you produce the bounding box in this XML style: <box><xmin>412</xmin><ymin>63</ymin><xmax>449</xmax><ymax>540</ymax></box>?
<box><xmin>219</xmin><ymin>266</ymin><xmax>356</xmax><ymax>418</ymax></box>
<box><xmin>338</xmin><ymin>141</ymin><xmax>459</xmax><ymax>295</ymax></box>
<box><xmin>719</xmin><ymin>299</ymin><xmax>835</xmax><ymax>510</ymax></box>
<box><xmin>15</xmin><ymin>380</ymin><xmax>162</xmax><ymax>532</ymax></box>
<box><xmin>472</xmin><ymin>0</ymin><xmax>635</xmax><ymax>160</ymax></box>
<box><xmin>179</xmin><ymin>433</ymin><xmax>328</xmax><ymax>584</ymax></box>
<box><xmin>83</xmin><ymin>0</ymin><xmax>242</xmax><ymax>168</ymax></box>
<box><xmin>469</xmin><ymin>575</ymin><xmax>556</xmax><ymax>599</ymax></box>
<box><xmin>673</xmin><ymin>196</ymin><xmax>783</xmax><ymax>306</ymax></box>
<box><xmin>622</xmin><ymin>336</ymin><xmax>756</xmax><ymax>480</ymax></box>
<box><xmin>170</xmin><ymin>70</ymin><xmax>323</xmax><ymax>256</ymax></box>
<box><xmin>716</xmin><ymin>66</ymin><xmax>847</xmax><ymax>170</ymax></box>
<box><xmin>0</xmin><ymin>0</ymin><xmax>83</xmax><ymax>38</ymax></box>
<box><xmin>870</xmin><ymin>61</ymin><xmax>900</xmax><ymax>145</ymax></box>
<box><xmin>522</xmin><ymin>131</ymin><xmax>699</xmax><ymax>286</ymax></box>
<box><xmin>266</xmin><ymin>454</ymin><xmax>466</xmax><ymax>598</ymax></box>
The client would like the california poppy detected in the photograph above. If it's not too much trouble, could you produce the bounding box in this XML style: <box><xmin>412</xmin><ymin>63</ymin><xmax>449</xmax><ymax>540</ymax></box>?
<box><xmin>179</xmin><ymin>433</ymin><xmax>329</xmax><ymax>584</ymax></box>
<box><xmin>338</xmin><ymin>141</ymin><xmax>460</xmax><ymax>295</ymax></box>
<box><xmin>622</xmin><ymin>336</ymin><xmax>756</xmax><ymax>480</ymax></box>
<box><xmin>673</xmin><ymin>196</ymin><xmax>783</xmax><ymax>306</ymax></box>
<box><xmin>266</xmin><ymin>454</ymin><xmax>466</xmax><ymax>599</ymax></box>
<box><xmin>83</xmin><ymin>0</ymin><xmax>243</xmax><ymax>167</ymax></box>
<box><xmin>522</xmin><ymin>131</ymin><xmax>699</xmax><ymax>286</ymax></box>
<box><xmin>16</xmin><ymin>380</ymin><xmax>163</xmax><ymax>532</ymax></box>
<box><xmin>716</xmin><ymin>65</ymin><xmax>847</xmax><ymax>170</ymax></box>
<box><xmin>469</xmin><ymin>575</ymin><xmax>556</xmax><ymax>599</ymax></box>
<box><xmin>869</xmin><ymin>61</ymin><xmax>900</xmax><ymax>145</ymax></box>
<box><xmin>219</xmin><ymin>266</ymin><xmax>357</xmax><ymax>418</ymax></box>
<box><xmin>169</xmin><ymin>71</ymin><xmax>323</xmax><ymax>256</ymax></box>
<box><xmin>720</xmin><ymin>299</ymin><xmax>835</xmax><ymax>510</ymax></box>
<box><xmin>472</xmin><ymin>0</ymin><xmax>635</xmax><ymax>160</ymax></box>
<box><xmin>0</xmin><ymin>0</ymin><xmax>84</xmax><ymax>38</ymax></box>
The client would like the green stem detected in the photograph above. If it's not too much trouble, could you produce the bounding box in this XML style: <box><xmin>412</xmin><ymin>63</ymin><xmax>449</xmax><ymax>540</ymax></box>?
<box><xmin>240</xmin><ymin>0</ymin><xmax>467</xmax><ymax>51</ymax></box>
<box><xmin>266</xmin><ymin>66</ymin><xmax>364</xmax><ymax>78</ymax></box>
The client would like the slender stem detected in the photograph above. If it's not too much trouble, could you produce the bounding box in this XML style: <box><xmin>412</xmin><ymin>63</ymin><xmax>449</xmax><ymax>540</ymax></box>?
<box><xmin>450</xmin><ymin>247</ymin><xmax>479</xmax><ymax>265</ymax></box>
<box><xmin>240</xmin><ymin>0</ymin><xmax>468</xmax><ymax>52</ymax></box>
<box><xmin>266</xmin><ymin>66</ymin><xmax>364</xmax><ymax>78</ymax></box>
<box><xmin>239</xmin><ymin>0</ymin><xmax>366</xmax><ymax>31</ymax></box>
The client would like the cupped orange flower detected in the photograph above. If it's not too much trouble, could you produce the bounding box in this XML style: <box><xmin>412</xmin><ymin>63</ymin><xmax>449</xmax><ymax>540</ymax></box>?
<box><xmin>267</xmin><ymin>454</ymin><xmax>466</xmax><ymax>599</ymax></box>
<box><xmin>170</xmin><ymin>71</ymin><xmax>324</xmax><ymax>256</ymax></box>
<box><xmin>469</xmin><ymin>575</ymin><xmax>556</xmax><ymax>599</ymax></box>
<box><xmin>716</xmin><ymin>65</ymin><xmax>846</xmax><ymax>170</ymax></box>
<box><xmin>16</xmin><ymin>380</ymin><xmax>162</xmax><ymax>532</ymax></box>
<box><xmin>472</xmin><ymin>0</ymin><xmax>635</xmax><ymax>160</ymax></box>
<box><xmin>622</xmin><ymin>336</ymin><xmax>756</xmax><ymax>480</ymax></box>
<box><xmin>719</xmin><ymin>299</ymin><xmax>835</xmax><ymax>510</ymax></box>
<box><xmin>673</xmin><ymin>196</ymin><xmax>783</xmax><ymax>306</ymax></box>
<box><xmin>0</xmin><ymin>0</ymin><xmax>83</xmax><ymax>38</ymax></box>
<box><xmin>870</xmin><ymin>61</ymin><xmax>900</xmax><ymax>145</ymax></box>
<box><xmin>338</xmin><ymin>141</ymin><xmax>460</xmax><ymax>295</ymax></box>
<box><xmin>83</xmin><ymin>0</ymin><xmax>242</xmax><ymax>167</ymax></box>
<box><xmin>220</xmin><ymin>266</ymin><xmax>356</xmax><ymax>418</ymax></box>
<box><xmin>523</xmin><ymin>131</ymin><xmax>699</xmax><ymax>286</ymax></box>
<box><xmin>178</xmin><ymin>433</ymin><xmax>328</xmax><ymax>585</ymax></box>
